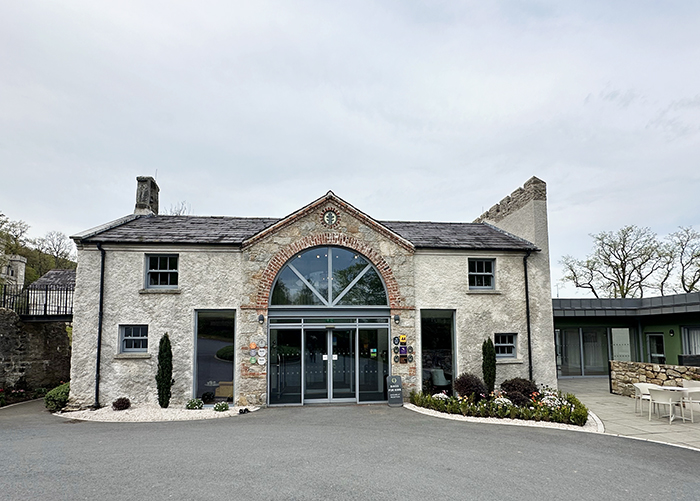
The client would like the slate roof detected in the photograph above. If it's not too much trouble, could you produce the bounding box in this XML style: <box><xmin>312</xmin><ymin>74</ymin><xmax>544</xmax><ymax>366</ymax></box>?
<box><xmin>29</xmin><ymin>269</ymin><xmax>76</xmax><ymax>288</ymax></box>
<box><xmin>77</xmin><ymin>215</ymin><xmax>538</xmax><ymax>251</ymax></box>
<box><xmin>553</xmin><ymin>292</ymin><xmax>700</xmax><ymax>317</ymax></box>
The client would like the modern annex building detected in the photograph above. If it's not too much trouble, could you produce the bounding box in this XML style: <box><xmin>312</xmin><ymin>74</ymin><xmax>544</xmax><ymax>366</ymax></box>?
<box><xmin>68</xmin><ymin>176</ymin><xmax>556</xmax><ymax>408</ymax></box>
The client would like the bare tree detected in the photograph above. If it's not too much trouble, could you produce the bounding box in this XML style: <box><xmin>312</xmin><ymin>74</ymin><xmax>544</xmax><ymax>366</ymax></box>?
<box><xmin>165</xmin><ymin>201</ymin><xmax>192</xmax><ymax>216</ymax></box>
<box><xmin>0</xmin><ymin>219</ymin><xmax>30</xmax><ymax>255</ymax></box>
<box><xmin>561</xmin><ymin>225</ymin><xmax>666</xmax><ymax>298</ymax></box>
<box><xmin>668</xmin><ymin>226</ymin><xmax>700</xmax><ymax>293</ymax></box>
<box><xmin>34</xmin><ymin>231</ymin><xmax>75</xmax><ymax>268</ymax></box>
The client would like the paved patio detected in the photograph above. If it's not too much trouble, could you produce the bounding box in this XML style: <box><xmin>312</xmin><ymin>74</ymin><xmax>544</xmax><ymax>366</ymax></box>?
<box><xmin>558</xmin><ymin>377</ymin><xmax>700</xmax><ymax>451</ymax></box>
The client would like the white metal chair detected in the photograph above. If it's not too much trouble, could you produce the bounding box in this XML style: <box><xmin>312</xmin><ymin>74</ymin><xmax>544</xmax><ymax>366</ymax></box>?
<box><xmin>632</xmin><ymin>383</ymin><xmax>659</xmax><ymax>415</ymax></box>
<box><xmin>648</xmin><ymin>388</ymin><xmax>686</xmax><ymax>424</ymax></box>
<box><xmin>681</xmin><ymin>388</ymin><xmax>700</xmax><ymax>423</ymax></box>
<box><xmin>682</xmin><ymin>379</ymin><xmax>700</xmax><ymax>389</ymax></box>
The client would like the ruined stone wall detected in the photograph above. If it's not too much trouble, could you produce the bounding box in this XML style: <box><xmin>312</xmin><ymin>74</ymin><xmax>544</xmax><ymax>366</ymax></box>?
<box><xmin>610</xmin><ymin>360</ymin><xmax>700</xmax><ymax>397</ymax></box>
<box><xmin>0</xmin><ymin>308</ymin><xmax>70</xmax><ymax>389</ymax></box>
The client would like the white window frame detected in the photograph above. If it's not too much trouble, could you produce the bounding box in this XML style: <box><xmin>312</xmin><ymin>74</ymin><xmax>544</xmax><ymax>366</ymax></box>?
<box><xmin>468</xmin><ymin>258</ymin><xmax>495</xmax><ymax>290</ymax></box>
<box><xmin>494</xmin><ymin>333</ymin><xmax>517</xmax><ymax>358</ymax></box>
<box><xmin>120</xmin><ymin>325</ymin><xmax>149</xmax><ymax>353</ymax></box>
<box><xmin>145</xmin><ymin>254</ymin><xmax>179</xmax><ymax>289</ymax></box>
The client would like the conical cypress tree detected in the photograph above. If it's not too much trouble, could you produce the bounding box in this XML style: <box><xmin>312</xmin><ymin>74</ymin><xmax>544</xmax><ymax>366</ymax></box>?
<box><xmin>156</xmin><ymin>333</ymin><xmax>174</xmax><ymax>408</ymax></box>
<box><xmin>482</xmin><ymin>338</ymin><xmax>496</xmax><ymax>394</ymax></box>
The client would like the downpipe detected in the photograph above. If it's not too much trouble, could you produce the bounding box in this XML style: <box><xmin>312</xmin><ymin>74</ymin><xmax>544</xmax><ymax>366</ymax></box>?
<box><xmin>94</xmin><ymin>242</ymin><xmax>106</xmax><ymax>409</ymax></box>
<box><xmin>523</xmin><ymin>250</ymin><xmax>533</xmax><ymax>382</ymax></box>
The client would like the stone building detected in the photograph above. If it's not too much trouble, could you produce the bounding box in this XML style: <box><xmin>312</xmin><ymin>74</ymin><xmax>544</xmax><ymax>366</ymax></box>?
<box><xmin>0</xmin><ymin>254</ymin><xmax>26</xmax><ymax>286</ymax></box>
<box><xmin>68</xmin><ymin>176</ymin><xmax>556</xmax><ymax>408</ymax></box>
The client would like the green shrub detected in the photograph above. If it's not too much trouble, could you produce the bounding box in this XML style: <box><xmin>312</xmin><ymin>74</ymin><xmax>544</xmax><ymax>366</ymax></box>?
<box><xmin>453</xmin><ymin>373</ymin><xmax>487</xmax><ymax>402</ymax></box>
<box><xmin>186</xmin><ymin>398</ymin><xmax>204</xmax><ymax>410</ymax></box>
<box><xmin>0</xmin><ymin>390</ymin><xmax>5</xmax><ymax>407</ymax></box>
<box><xmin>155</xmin><ymin>333</ymin><xmax>174</xmax><ymax>408</ymax></box>
<box><xmin>215</xmin><ymin>345</ymin><xmax>235</xmax><ymax>361</ymax></box>
<box><xmin>501</xmin><ymin>377</ymin><xmax>538</xmax><ymax>398</ymax></box>
<box><xmin>506</xmin><ymin>390</ymin><xmax>530</xmax><ymax>407</ymax></box>
<box><xmin>32</xmin><ymin>388</ymin><xmax>48</xmax><ymax>399</ymax></box>
<box><xmin>482</xmin><ymin>338</ymin><xmax>496</xmax><ymax>393</ymax></box>
<box><xmin>112</xmin><ymin>397</ymin><xmax>131</xmax><ymax>411</ymax></box>
<box><xmin>44</xmin><ymin>382</ymin><xmax>70</xmax><ymax>412</ymax></box>
<box><xmin>213</xmin><ymin>401</ymin><xmax>229</xmax><ymax>412</ymax></box>
<box><xmin>567</xmin><ymin>394</ymin><xmax>589</xmax><ymax>426</ymax></box>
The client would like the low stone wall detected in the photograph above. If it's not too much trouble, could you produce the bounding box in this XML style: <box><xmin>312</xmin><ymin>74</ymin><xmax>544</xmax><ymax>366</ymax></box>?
<box><xmin>0</xmin><ymin>308</ymin><xmax>71</xmax><ymax>390</ymax></box>
<box><xmin>610</xmin><ymin>360</ymin><xmax>700</xmax><ymax>397</ymax></box>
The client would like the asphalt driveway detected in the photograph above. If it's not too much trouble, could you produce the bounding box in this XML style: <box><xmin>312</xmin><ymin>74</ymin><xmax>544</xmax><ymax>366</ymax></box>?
<box><xmin>1</xmin><ymin>400</ymin><xmax>699</xmax><ymax>500</ymax></box>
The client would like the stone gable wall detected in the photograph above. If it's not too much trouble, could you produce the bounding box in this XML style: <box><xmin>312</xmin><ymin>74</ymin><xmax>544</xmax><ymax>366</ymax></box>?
<box><xmin>0</xmin><ymin>308</ymin><xmax>70</xmax><ymax>390</ymax></box>
<box><xmin>610</xmin><ymin>360</ymin><xmax>700</xmax><ymax>397</ymax></box>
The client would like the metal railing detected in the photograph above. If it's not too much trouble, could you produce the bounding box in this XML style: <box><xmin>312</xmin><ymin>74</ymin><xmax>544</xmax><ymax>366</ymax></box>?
<box><xmin>0</xmin><ymin>283</ymin><xmax>74</xmax><ymax>317</ymax></box>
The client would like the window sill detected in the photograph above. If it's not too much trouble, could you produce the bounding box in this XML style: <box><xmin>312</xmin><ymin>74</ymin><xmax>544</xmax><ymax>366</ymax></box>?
<box><xmin>114</xmin><ymin>353</ymin><xmax>152</xmax><ymax>360</ymax></box>
<box><xmin>466</xmin><ymin>289</ymin><xmax>501</xmax><ymax>295</ymax></box>
<box><xmin>139</xmin><ymin>288</ymin><xmax>181</xmax><ymax>295</ymax></box>
<box><xmin>496</xmin><ymin>358</ymin><xmax>523</xmax><ymax>365</ymax></box>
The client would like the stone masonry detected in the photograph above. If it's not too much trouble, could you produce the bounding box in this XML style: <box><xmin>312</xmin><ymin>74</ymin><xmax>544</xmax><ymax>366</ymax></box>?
<box><xmin>610</xmin><ymin>360</ymin><xmax>700</xmax><ymax>397</ymax></box>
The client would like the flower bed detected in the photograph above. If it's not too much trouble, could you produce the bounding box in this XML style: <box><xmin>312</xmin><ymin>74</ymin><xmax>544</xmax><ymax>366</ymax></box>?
<box><xmin>409</xmin><ymin>386</ymin><xmax>588</xmax><ymax>426</ymax></box>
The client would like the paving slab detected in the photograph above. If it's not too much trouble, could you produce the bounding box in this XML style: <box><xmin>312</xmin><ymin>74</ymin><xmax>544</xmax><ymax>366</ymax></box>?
<box><xmin>558</xmin><ymin>377</ymin><xmax>700</xmax><ymax>451</ymax></box>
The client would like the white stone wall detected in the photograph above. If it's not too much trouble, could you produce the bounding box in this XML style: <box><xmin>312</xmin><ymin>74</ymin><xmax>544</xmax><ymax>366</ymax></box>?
<box><xmin>69</xmin><ymin>245</ymin><xmax>247</xmax><ymax>408</ymax></box>
<box><xmin>414</xmin><ymin>248</ymin><xmax>556</xmax><ymax>389</ymax></box>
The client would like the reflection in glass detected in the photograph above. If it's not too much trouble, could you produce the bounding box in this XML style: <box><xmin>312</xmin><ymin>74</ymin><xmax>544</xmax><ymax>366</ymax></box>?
<box><xmin>269</xmin><ymin>329</ymin><xmax>302</xmax><ymax>405</ymax></box>
<box><xmin>270</xmin><ymin>247</ymin><xmax>387</xmax><ymax>306</ymax></box>
<box><xmin>271</xmin><ymin>267</ymin><xmax>324</xmax><ymax>306</ymax></box>
<box><xmin>583</xmin><ymin>328</ymin><xmax>608</xmax><ymax>375</ymax></box>
<box><xmin>558</xmin><ymin>328</ymin><xmax>582</xmax><ymax>376</ymax></box>
<box><xmin>420</xmin><ymin>312</ymin><xmax>453</xmax><ymax>392</ymax></box>
<box><xmin>332</xmin><ymin>330</ymin><xmax>355</xmax><ymax>399</ymax></box>
<box><xmin>304</xmin><ymin>331</ymin><xmax>328</xmax><ymax>400</ymax></box>
<box><xmin>196</xmin><ymin>311</ymin><xmax>235</xmax><ymax>403</ymax></box>
<box><xmin>359</xmin><ymin>328</ymin><xmax>389</xmax><ymax>402</ymax></box>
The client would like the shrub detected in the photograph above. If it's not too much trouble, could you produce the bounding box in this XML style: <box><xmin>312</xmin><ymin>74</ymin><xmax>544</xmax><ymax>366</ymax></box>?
<box><xmin>0</xmin><ymin>390</ymin><xmax>5</xmax><ymax>407</ymax></box>
<box><xmin>112</xmin><ymin>397</ymin><xmax>131</xmax><ymax>411</ymax></box>
<box><xmin>215</xmin><ymin>345</ymin><xmax>235</xmax><ymax>361</ymax></box>
<box><xmin>155</xmin><ymin>333</ymin><xmax>174</xmax><ymax>408</ymax></box>
<box><xmin>501</xmin><ymin>377</ymin><xmax>538</xmax><ymax>398</ymax></box>
<box><xmin>482</xmin><ymin>338</ymin><xmax>496</xmax><ymax>393</ymax></box>
<box><xmin>213</xmin><ymin>401</ymin><xmax>229</xmax><ymax>412</ymax></box>
<box><xmin>186</xmin><ymin>398</ymin><xmax>204</xmax><ymax>410</ymax></box>
<box><xmin>44</xmin><ymin>382</ymin><xmax>70</xmax><ymax>412</ymax></box>
<box><xmin>453</xmin><ymin>373</ymin><xmax>487</xmax><ymax>402</ymax></box>
<box><xmin>32</xmin><ymin>388</ymin><xmax>48</xmax><ymax>399</ymax></box>
<box><xmin>567</xmin><ymin>394</ymin><xmax>589</xmax><ymax>426</ymax></box>
<box><xmin>201</xmin><ymin>392</ymin><xmax>215</xmax><ymax>404</ymax></box>
<box><xmin>506</xmin><ymin>391</ymin><xmax>530</xmax><ymax>407</ymax></box>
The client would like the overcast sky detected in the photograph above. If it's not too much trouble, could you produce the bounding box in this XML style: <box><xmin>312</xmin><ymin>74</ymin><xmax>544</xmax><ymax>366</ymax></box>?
<box><xmin>1</xmin><ymin>1</ymin><xmax>699</xmax><ymax>297</ymax></box>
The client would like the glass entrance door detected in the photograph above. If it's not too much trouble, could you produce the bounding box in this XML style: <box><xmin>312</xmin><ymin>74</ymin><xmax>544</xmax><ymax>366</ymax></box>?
<box><xmin>304</xmin><ymin>330</ymin><xmax>328</xmax><ymax>401</ymax></box>
<box><xmin>304</xmin><ymin>329</ymin><xmax>356</xmax><ymax>402</ymax></box>
<box><xmin>267</xmin><ymin>318</ymin><xmax>391</xmax><ymax>405</ymax></box>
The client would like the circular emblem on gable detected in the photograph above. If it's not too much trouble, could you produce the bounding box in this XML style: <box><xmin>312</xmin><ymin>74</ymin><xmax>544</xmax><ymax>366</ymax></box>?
<box><xmin>321</xmin><ymin>209</ymin><xmax>339</xmax><ymax>227</ymax></box>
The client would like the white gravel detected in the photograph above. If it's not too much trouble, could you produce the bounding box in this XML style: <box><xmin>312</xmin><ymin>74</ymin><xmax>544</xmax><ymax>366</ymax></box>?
<box><xmin>55</xmin><ymin>404</ymin><xmax>259</xmax><ymax>423</ymax></box>
<box><xmin>404</xmin><ymin>403</ymin><xmax>603</xmax><ymax>433</ymax></box>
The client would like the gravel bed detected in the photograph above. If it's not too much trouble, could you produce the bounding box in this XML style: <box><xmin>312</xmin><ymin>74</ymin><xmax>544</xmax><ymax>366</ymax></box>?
<box><xmin>55</xmin><ymin>404</ymin><xmax>259</xmax><ymax>423</ymax></box>
<box><xmin>405</xmin><ymin>403</ymin><xmax>603</xmax><ymax>433</ymax></box>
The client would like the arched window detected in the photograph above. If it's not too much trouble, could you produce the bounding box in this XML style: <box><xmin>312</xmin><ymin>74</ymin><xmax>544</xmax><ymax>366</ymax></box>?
<box><xmin>270</xmin><ymin>247</ymin><xmax>387</xmax><ymax>306</ymax></box>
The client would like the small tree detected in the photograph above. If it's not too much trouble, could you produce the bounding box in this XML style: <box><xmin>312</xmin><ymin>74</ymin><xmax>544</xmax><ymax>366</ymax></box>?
<box><xmin>156</xmin><ymin>333</ymin><xmax>174</xmax><ymax>408</ymax></box>
<box><xmin>482</xmin><ymin>338</ymin><xmax>496</xmax><ymax>393</ymax></box>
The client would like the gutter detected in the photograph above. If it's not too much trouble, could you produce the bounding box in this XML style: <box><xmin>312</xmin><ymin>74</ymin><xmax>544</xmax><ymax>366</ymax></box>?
<box><xmin>523</xmin><ymin>250</ymin><xmax>533</xmax><ymax>381</ymax></box>
<box><xmin>94</xmin><ymin>242</ymin><xmax>106</xmax><ymax>409</ymax></box>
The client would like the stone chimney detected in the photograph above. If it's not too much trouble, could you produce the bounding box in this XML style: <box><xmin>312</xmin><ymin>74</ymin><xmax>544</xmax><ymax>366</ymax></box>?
<box><xmin>134</xmin><ymin>176</ymin><xmax>159</xmax><ymax>215</ymax></box>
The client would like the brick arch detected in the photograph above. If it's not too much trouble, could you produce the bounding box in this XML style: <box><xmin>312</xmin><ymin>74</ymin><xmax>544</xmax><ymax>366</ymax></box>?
<box><xmin>255</xmin><ymin>233</ymin><xmax>403</xmax><ymax>310</ymax></box>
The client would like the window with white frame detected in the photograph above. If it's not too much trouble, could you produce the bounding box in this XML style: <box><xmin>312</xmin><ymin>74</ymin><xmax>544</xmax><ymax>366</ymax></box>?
<box><xmin>682</xmin><ymin>326</ymin><xmax>700</xmax><ymax>355</ymax></box>
<box><xmin>468</xmin><ymin>258</ymin><xmax>495</xmax><ymax>289</ymax></box>
<box><xmin>120</xmin><ymin>325</ymin><xmax>148</xmax><ymax>352</ymax></box>
<box><xmin>146</xmin><ymin>255</ymin><xmax>178</xmax><ymax>288</ymax></box>
<box><xmin>494</xmin><ymin>333</ymin><xmax>516</xmax><ymax>358</ymax></box>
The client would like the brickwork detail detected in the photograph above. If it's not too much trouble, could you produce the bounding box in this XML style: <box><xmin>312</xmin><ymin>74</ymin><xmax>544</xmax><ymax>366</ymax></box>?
<box><xmin>254</xmin><ymin>232</ymin><xmax>404</xmax><ymax>310</ymax></box>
